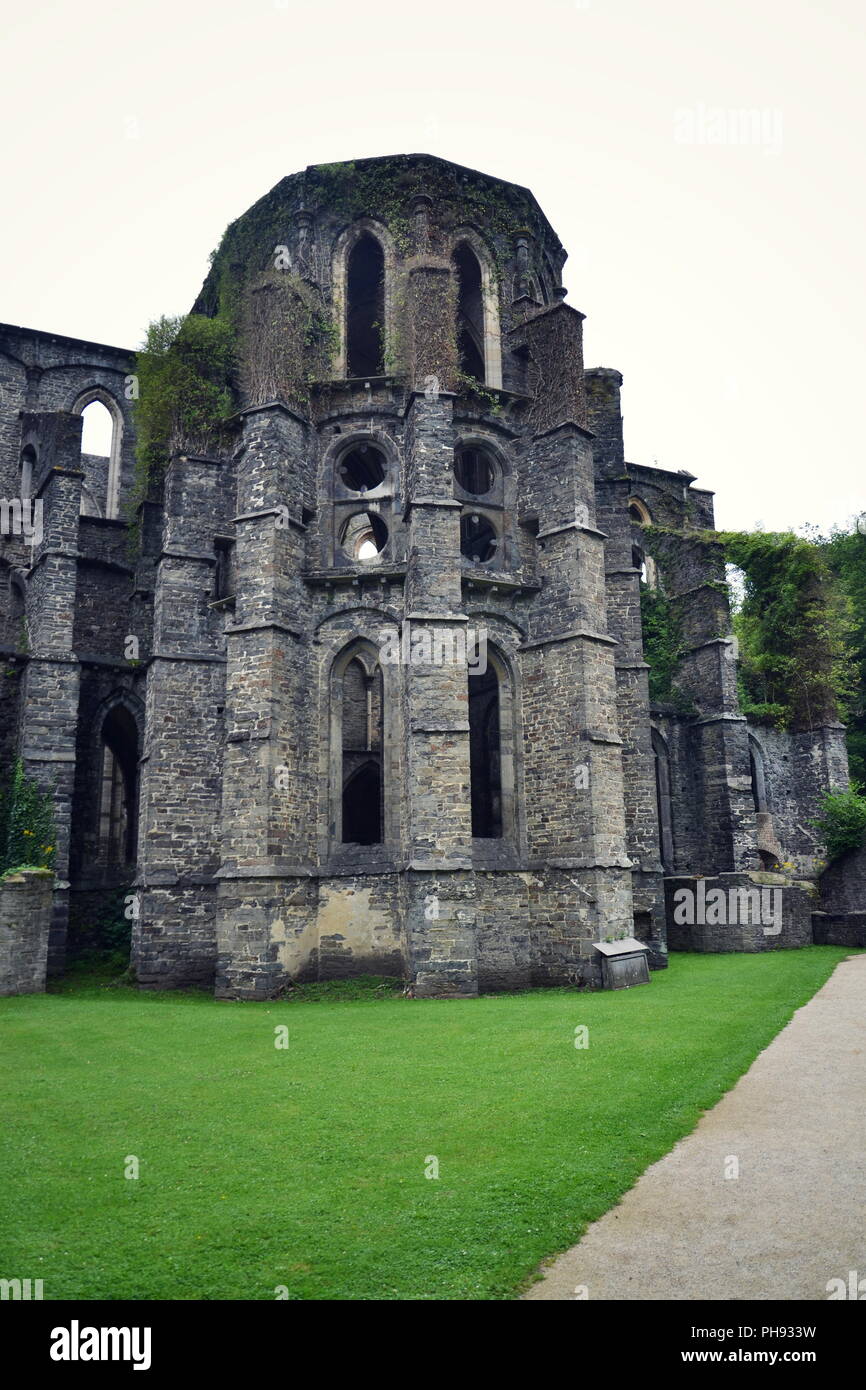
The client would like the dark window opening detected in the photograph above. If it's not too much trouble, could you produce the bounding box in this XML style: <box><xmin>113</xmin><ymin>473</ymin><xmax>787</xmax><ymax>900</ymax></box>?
<box><xmin>339</xmin><ymin>443</ymin><xmax>386</xmax><ymax>492</ymax></box>
<box><xmin>346</xmin><ymin>234</ymin><xmax>385</xmax><ymax>378</ymax></box>
<box><xmin>633</xmin><ymin>910</ymin><xmax>652</xmax><ymax>943</ymax></box>
<box><xmin>341</xmin><ymin>657</ymin><xmax>383</xmax><ymax>845</ymax></box>
<box><xmin>469</xmin><ymin>665</ymin><xmax>502</xmax><ymax>838</ymax></box>
<box><xmin>9</xmin><ymin>575</ymin><xmax>25</xmax><ymax>625</ymax></box>
<box><xmin>461</xmin><ymin>512</ymin><xmax>498</xmax><ymax>563</ymax></box>
<box><xmin>99</xmin><ymin>705</ymin><xmax>139</xmax><ymax>866</ymax></box>
<box><xmin>213</xmin><ymin>539</ymin><xmax>233</xmax><ymax>600</ymax></box>
<box><xmin>340</xmin><ymin>510</ymin><xmax>388</xmax><ymax>561</ymax></box>
<box><xmin>454</xmin><ymin>446</ymin><xmax>495</xmax><ymax>496</ymax></box>
<box><xmin>342</xmin><ymin>762</ymin><xmax>382</xmax><ymax>845</ymax></box>
<box><xmin>453</xmin><ymin>242</ymin><xmax>485</xmax><ymax>383</ymax></box>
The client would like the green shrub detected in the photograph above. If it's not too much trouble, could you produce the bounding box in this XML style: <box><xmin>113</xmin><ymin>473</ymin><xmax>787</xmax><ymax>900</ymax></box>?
<box><xmin>640</xmin><ymin>585</ymin><xmax>683</xmax><ymax>705</ymax></box>
<box><xmin>0</xmin><ymin>760</ymin><xmax>55</xmax><ymax>876</ymax></box>
<box><xmin>812</xmin><ymin>785</ymin><xmax>866</xmax><ymax>860</ymax></box>
<box><xmin>818</xmin><ymin>525</ymin><xmax>866</xmax><ymax>782</ymax></box>
<box><xmin>132</xmin><ymin>312</ymin><xmax>237</xmax><ymax>508</ymax></box>
<box><xmin>720</xmin><ymin>531</ymin><xmax>855</xmax><ymax>731</ymax></box>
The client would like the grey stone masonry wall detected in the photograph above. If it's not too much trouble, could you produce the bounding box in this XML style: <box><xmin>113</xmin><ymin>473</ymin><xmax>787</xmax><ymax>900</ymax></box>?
<box><xmin>17</xmin><ymin>413</ymin><xmax>83</xmax><ymax>972</ymax></box>
<box><xmin>401</xmin><ymin>390</ymin><xmax>477</xmax><ymax>996</ymax></box>
<box><xmin>134</xmin><ymin>453</ymin><xmax>228</xmax><ymax>988</ymax></box>
<box><xmin>215</xmin><ymin>403</ymin><xmax>317</xmax><ymax>1000</ymax></box>
<box><xmin>813</xmin><ymin>839</ymin><xmax>866</xmax><ymax>948</ymax></box>
<box><xmin>0</xmin><ymin>869</ymin><xmax>53</xmax><ymax>994</ymax></box>
<box><xmin>3</xmin><ymin>156</ymin><xmax>856</xmax><ymax>998</ymax></box>
<box><xmin>647</xmin><ymin>528</ymin><xmax>756</xmax><ymax>875</ymax></box>
<box><xmin>588</xmin><ymin>369</ymin><xmax>666</xmax><ymax>962</ymax></box>
<box><xmin>666</xmin><ymin>872</ymin><xmax>815</xmax><ymax>953</ymax></box>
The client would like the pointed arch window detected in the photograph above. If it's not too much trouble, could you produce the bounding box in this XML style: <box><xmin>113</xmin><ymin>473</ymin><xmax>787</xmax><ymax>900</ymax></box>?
<box><xmin>468</xmin><ymin>645</ymin><xmax>518</xmax><ymax>844</ymax></box>
<box><xmin>346</xmin><ymin>234</ymin><xmax>385</xmax><ymax>378</ymax></box>
<box><xmin>73</xmin><ymin>389</ymin><xmax>123</xmax><ymax>519</ymax></box>
<box><xmin>331</xmin><ymin>644</ymin><xmax>385</xmax><ymax>847</ymax></box>
<box><xmin>98</xmin><ymin>703</ymin><xmax>140</xmax><ymax>865</ymax></box>
<box><xmin>453</xmin><ymin>242</ymin><xmax>485</xmax><ymax>383</ymax></box>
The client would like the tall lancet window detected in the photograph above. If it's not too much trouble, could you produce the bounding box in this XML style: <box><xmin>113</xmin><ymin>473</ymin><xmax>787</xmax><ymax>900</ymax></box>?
<box><xmin>346</xmin><ymin>234</ymin><xmax>385</xmax><ymax>378</ymax></box>
<box><xmin>453</xmin><ymin>242</ymin><xmax>485</xmax><ymax>383</ymax></box>
<box><xmin>98</xmin><ymin>704</ymin><xmax>139</xmax><ymax>865</ymax></box>
<box><xmin>341</xmin><ymin>654</ymin><xmax>384</xmax><ymax>844</ymax></box>
<box><xmin>469</xmin><ymin>663</ymin><xmax>502</xmax><ymax>838</ymax></box>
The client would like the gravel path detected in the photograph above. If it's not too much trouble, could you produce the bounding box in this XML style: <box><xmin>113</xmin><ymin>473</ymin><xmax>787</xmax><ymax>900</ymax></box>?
<box><xmin>524</xmin><ymin>954</ymin><xmax>866</xmax><ymax>1301</ymax></box>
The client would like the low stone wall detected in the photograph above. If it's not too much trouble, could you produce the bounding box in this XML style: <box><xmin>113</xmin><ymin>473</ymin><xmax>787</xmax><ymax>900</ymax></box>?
<box><xmin>813</xmin><ymin>839</ymin><xmax>866</xmax><ymax>947</ymax></box>
<box><xmin>812</xmin><ymin>912</ymin><xmax>866</xmax><ymax>948</ymax></box>
<box><xmin>665</xmin><ymin>872</ymin><xmax>816</xmax><ymax>952</ymax></box>
<box><xmin>0</xmin><ymin>869</ymin><xmax>54</xmax><ymax>995</ymax></box>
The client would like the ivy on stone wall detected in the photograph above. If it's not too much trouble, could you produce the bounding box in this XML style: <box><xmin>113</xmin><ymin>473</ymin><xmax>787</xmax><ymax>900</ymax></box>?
<box><xmin>639</xmin><ymin>525</ymin><xmax>856</xmax><ymax>734</ymax></box>
<box><xmin>0</xmin><ymin>758</ymin><xmax>56</xmax><ymax>876</ymax></box>
<box><xmin>719</xmin><ymin>530</ymin><xmax>855</xmax><ymax>732</ymax></box>
<box><xmin>131</xmin><ymin>313</ymin><xmax>237</xmax><ymax>510</ymax></box>
<box><xmin>816</xmin><ymin>524</ymin><xmax>866</xmax><ymax>783</ymax></box>
<box><xmin>240</xmin><ymin>270</ymin><xmax>337</xmax><ymax>409</ymax></box>
<box><xmin>639</xmin><ymin>583</ymin><xmax>685</xmax><ymax>706</ymax></box>
<box><xmin>812</xmin><ymin>785</ymin><xmax>866</xmax><ymax>860</ymax></box>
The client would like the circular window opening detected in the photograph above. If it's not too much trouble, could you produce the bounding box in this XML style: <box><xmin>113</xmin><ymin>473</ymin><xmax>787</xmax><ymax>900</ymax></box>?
<box><xmin>461</xmin><ymin>512</ymin><xmax>498</xmax><ymax>564</ymax></box>
<box><xmin>339</xmin><ymin>443</ymin><xmax>386</xmax><ymax>493</ymax></box>
<box><xmin>341</xmin><ymin>511</ymin><xmax>388</xmax><ymax>562</ymax></box>
<box><xmin>454</xmin><ymin>446</ymin><xmax>495</xmax><ymax>496</ymax></box>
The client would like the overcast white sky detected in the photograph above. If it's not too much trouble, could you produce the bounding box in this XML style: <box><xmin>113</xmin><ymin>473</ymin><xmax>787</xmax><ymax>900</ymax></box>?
<box><xmin>1</xmin><ymin>0</ymin><xmax>863</xmax><ymax>533</ymax></box>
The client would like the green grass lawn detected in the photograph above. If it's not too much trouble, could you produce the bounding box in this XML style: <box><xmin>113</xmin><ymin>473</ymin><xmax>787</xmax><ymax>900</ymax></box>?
<box><xmin>0</xmin><ymin>948</ymin><xmax>854</xmax><ymax>1301</ymax></box>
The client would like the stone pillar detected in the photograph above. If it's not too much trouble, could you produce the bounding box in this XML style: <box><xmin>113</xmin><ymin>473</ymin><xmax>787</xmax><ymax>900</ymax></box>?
<box><xmin>0</xmin><ymin>868</ymin><xmax>53</xmax><ymax>994</ymax></box>
<box><xmin>519</xmin><ymin>416</ymin><xmax>635</xmax><ymax>982</ymax></box>
<box><xmin>405</xmin><ymin>259</ymin><xmax>459</xmax><ymax>392</ymax></box>
<box><xmin>588</xmin><ymin>369</ymin><xmax>666</xmax><ymax>960</ymax></box>
<box><xmin>17</xmin><ymin>413</ymin><xmax>83</xmax><ymax>973</ymax></box>
<box><xmin>401</xmin><ymin>390</ymin><xmax>477</xmax><ymax>996</ymax></box>
<box><xmin>791</xmin><ymin>723</ymin><xmax>850</xmax><ymax>874</ymax></box>
<box><xmin>215</xmin><ymin>404</ymin><xmax>317</xmax><ymax>999</ymax></box>
<box><xmin>649</xmin><ymin>530</ymin><xmax>755</xmax><ymax>872</ymax></box>
<box><xmin>133</xmin><ymin>454</ymin><xmax>226</xmax><ymax>989</ymax></box>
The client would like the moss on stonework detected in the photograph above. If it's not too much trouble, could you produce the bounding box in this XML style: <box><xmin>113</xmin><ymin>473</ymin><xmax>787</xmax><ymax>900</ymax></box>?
<box><xmin>641</xmin><ymin>524</ymin><xmax>856</xmax><ymax>734</ymax></box>
<box><xmin>718</xmin><ymin>529</ymin><xmax>855</xmax><ymax>732</ymax></box>
<box><xmin>639</xmin><ymin>583</ymin><xmax>686</xmax><ymax>706</ymax></box>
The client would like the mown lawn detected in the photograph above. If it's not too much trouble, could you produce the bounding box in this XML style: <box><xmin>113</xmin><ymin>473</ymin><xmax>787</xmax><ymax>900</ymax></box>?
<box><xmin>0</xmin><ymin>948</ymin><xmax>854</xmax><ymax>1301</ymax></box>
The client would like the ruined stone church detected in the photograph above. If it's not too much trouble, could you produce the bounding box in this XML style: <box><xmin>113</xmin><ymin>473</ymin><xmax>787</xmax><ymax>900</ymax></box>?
<box><xmin>0</xmin><ymin>156</ymin><xmax>850</xmax><ymax>998</ymax></box>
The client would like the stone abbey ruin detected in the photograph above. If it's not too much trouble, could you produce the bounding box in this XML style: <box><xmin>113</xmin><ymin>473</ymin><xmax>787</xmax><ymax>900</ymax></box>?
<box><xmin>0</xmin><ymin>155</ymin><xmax>857</xmax><ymax>998</ymax></box>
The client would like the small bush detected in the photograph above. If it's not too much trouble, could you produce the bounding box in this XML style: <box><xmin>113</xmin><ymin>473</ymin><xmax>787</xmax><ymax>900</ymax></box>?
<box><xmin>0</xmin><ymin>760</ymin><xmax>56</xmax><ymax>876</ymax></box>
<box><xmin>812</xmin><ymin>785</ymin><xmax>866</xmax><ymax>860</ymax></box>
